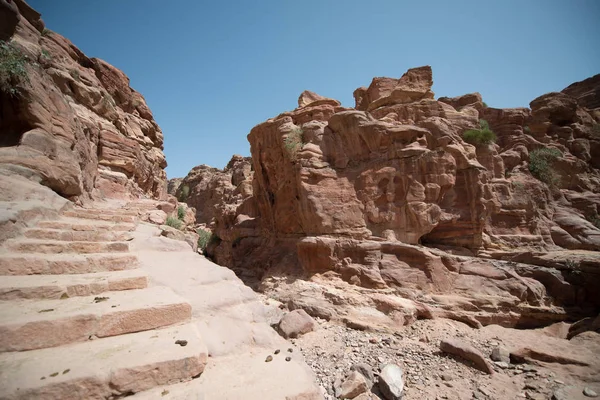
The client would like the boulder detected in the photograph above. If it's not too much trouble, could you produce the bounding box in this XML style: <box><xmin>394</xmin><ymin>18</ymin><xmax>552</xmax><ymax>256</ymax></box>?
<box><xmin>297</xmin><ymin>90</ymin><xmax>341</xmax><ymax>108</ymax></box>
<box><xmin>490</xmin><ymin>346</ymin><xmax>510</xmax><ymax>363</ymax></box>
<box><xmin>278</xmin><ymin>309</ymin><xmax>316</xmax><ymax>338</ymax></box>
<box><xmin>439</xmin><ymin>338</ymin><xmax>494</xmax><ymax>374</ymax></box>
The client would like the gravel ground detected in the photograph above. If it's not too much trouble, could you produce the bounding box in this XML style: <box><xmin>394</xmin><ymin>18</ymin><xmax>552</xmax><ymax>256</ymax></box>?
<box><xmin>292</xmin><ymin>318</ymin><xmax>574</xmax><ymax>400</ymax></box>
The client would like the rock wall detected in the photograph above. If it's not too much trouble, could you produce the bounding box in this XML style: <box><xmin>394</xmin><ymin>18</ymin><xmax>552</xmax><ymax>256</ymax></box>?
<box><xmin>0</xmin><ymin>0</ymin><xmax>167</xmax><ymax>202</ymax></box>
<box><xmin>181</xmin><ymin>66</ymin><xmax>600</xmax><ymax>329</ymax></box>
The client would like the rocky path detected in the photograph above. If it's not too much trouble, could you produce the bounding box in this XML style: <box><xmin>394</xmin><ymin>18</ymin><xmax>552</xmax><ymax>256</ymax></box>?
<box><xmin>293</xmin><ymin>317</ymin><xmax>600</xmax><ymax>400</ymax></box>
<box><xmin>0</xmin><ymin>203</ymin><xmax>321</xmax><ymax>400</ymax></box>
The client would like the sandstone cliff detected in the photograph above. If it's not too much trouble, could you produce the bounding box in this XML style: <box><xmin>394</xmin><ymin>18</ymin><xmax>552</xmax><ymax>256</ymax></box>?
<box><xmin>0</xmin><ymin>0</ymin><xmax>167</xmax><ymax>202</ymax></box>
<box><xmin>182</xmin><ymin>67</ymin><xmax>600</xmax><ymax>330</ymax></box>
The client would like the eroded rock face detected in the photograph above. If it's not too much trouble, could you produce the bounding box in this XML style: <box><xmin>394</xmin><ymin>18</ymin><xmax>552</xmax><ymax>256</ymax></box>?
<box><xmin>0</xmin><ymin>1</ymin><xmax>167</xmax><ymax>201</ymax></box>
<box><xmin>175</xmin><ymin>155</ymin><xmax>253</xmax><ymax>225</ymax></box>
<box><xmin>184</xmin><ymin>67</ymin><xmax>600</xmax><ymax>330</ymax></box>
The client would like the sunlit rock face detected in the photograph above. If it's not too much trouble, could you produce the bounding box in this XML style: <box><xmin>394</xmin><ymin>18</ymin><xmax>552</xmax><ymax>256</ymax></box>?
<box><xmin>0</xmin><ymin>0</ymin><xmax>167</xmax><ymax>201</ymax></box>
<box><xmin>184</xmin><ymin>66</ymin><xmax>600</xmax><ymax>328</ymax></box>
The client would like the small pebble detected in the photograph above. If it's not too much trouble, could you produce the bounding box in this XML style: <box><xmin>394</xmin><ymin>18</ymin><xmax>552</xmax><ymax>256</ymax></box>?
<box><xmin>274</xmin><ymin>349</ymin><xmax>280</xmax><ymax>354</ymax></box>
<box><xmin>175</xmin><ymin>340</ymin><xmax>188</xmax><ymax>347</ymax></box>
<box><xmin>285</xmin><ymin>356</ymin><xmax>291</xmax><ymax>362</ymax></box>
<box><xmin>265</xmin><ymin>355</ymin><xmax>273</xmax><ymax>362</ymax></box>
<box><xmin>583</xmin><ymin>387</ymin><xmax>598</xmax><ymax>398</ymax></box>
<box><xmin>288</xmin><ymin>348</ymin><xmax>293</xmax><ymax>353</ymax></box>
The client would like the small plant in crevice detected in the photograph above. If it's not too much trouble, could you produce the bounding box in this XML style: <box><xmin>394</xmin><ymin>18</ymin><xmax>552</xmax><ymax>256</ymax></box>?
<box><xmin>177</xmin><ymin>184</ymin><xmax>190</xmax><ymax>202</ymax></box>
<box><xmin>177</xmin><ymin>205</ymin><xmax>185</xmax><ymax>220</ymax></box>
<box><xmin>482</xmin><ymin>101</ymin><xmax>488</xmax><ymax>108</ymax></box>
<box><xmin>69</xmin><ymin>68</ymin><xmax>80</xmax><ymax>81</ymax></box>
<box><xmin>523</xmin><ymin>125</ymin><xmax>531</xmax><ymax>134</ymax></box>
<box><xmin>40</xmin><ymin>49</ymin><xmax>51</xmax><ymax>61</ymax></box>
<box><xmin>165</xmin><ymin>216</ymin><xmax>182</xmax><ymax>230</ymax></box>
<box><xmin>197</xmin><ymin>229</ymin><xmax>212</xmax><ymax>252</ymax></box>
<box><xmin>42</xmin><ymin>28</ymin><xmax>52</xmax><ymax>36</ymax></box>
<box><xmin>462</xmin><ymin>119</ymin><xmax>497</xmax><ymax>147</ymax></box>
<box><xmin>528</xmin><ymin>147</ymin><xmax>562</xmax><ymax>186</ymax></box>
<box><xmin>0</xmin><ymin>40</ymin><xmax>29</xmax><ymax>96</ymax></box>
<box><xmin>564</xmin><ymin>259</ymin><xmax>579</xmax><ymax>270</ymax></box>
<box><xmin>284</xmin><ymin>126</ymin><xmax>304</xmax><ymax>160</ymax></box>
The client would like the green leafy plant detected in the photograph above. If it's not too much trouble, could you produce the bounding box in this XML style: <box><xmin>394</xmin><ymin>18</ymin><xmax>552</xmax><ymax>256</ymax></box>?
<box><xmin>69</xmin><ymin>69</ymin><xmax>80</xmax><ymax>81</ymax></box>
<box><xmin>165</xmin><ymin>216</ymin><xmax>182</xmax><ymax>230</ymax></box>
<box><xmin>40</xmin><ymin>49</ymin><xmax>51</xmax><ymax>61</ymax></box>
<box><xmin>482</xmin><ymin>101</ymin><xmax>488</xmax><ymax>108</ymax></box>
<box><xmin>462</xmin><ymin>119</ymin><xmax>497</xmax><ymax>147</ymax></box>
<box><xmin>528</xmin><ymin>147</ymin><xmax>562</xmax><ymax>185</ymax></box>
<box><xmin>42</xmin><ymin>28</ymin><xmax>52</xmax><ymax>36</ymax></box>
<box><xmin>564</xmin><ymin>259</ymin><xmax>579</xmax><ymax>269</ymax></box>
<box><xmin>523</xmin><ymin>126</ymin><xmax>531</xmax><ymax>134</ymax></box>
<box><xmin>177</xmin><ymin>205</ymin><xmax>185</xmax><ymax>220</ymax></box>
<box><xmin>284</xmin><ymin>126</ymin><xmax>304</xmax><ymax>160</ymax></box>
<box><xmin>0</xmin><ymin>40</ymin><xmax>29</xmax><ymax>96</ymax></box>
<box><xmin>178</xmin><ymin>184</ymin><xmax>190</xmax><ymax>202</ymax></box>
<box><xmin>197</xmin><ymin>229</ymin><xmax>212</xmax><ymax>251</ymax></box>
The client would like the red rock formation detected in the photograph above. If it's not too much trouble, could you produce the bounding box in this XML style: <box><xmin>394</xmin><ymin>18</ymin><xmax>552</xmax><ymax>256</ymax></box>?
<box><xmin>0</xmin><ymin>0</ymin><xmax>167</xmax><ymax>201</ymax></box>
<box><xmin>562</xmin><ymin>74</ymin><xmax>600</xmax><ymax>110</ymax></box>
<box><xmin>183</xmin><ymin>66</ymin><xmax>600</xmax><ymax>330</ymax></box>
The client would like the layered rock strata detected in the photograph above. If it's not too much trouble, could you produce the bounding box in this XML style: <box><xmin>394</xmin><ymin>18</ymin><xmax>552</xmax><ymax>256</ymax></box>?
<box><xmin>183</xmin><ymin>66</ymin><xmax>600</xmax><ymax>330</ymax></box>
<box><xmin>0</xmin><ymin>0</ymin><xmax>167</xmax><ymax>202</ymax></box>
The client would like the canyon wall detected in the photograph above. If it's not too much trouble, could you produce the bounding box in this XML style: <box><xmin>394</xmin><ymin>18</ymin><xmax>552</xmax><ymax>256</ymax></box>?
<box><xmin>181</xmin><ymin>66</ymin><xmax>600</xmax><ymax>329</ymax></box>
<box><xmin>0</xmin><ymin>0</ymin><xmax>167</xmax><ymax>202</ymax></box>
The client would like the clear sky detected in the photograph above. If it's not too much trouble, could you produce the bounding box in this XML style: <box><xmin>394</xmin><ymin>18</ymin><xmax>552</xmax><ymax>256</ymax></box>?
<box><xmin>29</xmin><ymin>0</ymin><xmax>600</xmax><ymax>178</ymax></box>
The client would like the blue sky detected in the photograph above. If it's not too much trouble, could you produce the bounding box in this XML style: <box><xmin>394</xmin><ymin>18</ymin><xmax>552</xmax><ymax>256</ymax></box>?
<box><xmin>29</xmin><ymin>0</ymin><xmax>600</xmax><ymax>178</ymax></box>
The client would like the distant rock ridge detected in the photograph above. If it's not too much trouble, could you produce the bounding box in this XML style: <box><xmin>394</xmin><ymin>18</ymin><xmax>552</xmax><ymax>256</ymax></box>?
<box><xmin>180</xmin><ymin>65</ymin><xmax>600</xmax><ymax>331</ymax></box>
<box><xmin>0</xmin><ymin>0</ymin><xmax>167</xmax><ymax>201</ymax></box>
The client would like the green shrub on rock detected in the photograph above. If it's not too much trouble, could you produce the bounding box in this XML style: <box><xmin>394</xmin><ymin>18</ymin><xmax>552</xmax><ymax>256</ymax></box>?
<box><xmin>462</xmin><ymin>119</ymin><xmax>496</xmax><ymax>147</ymax></box>
<box><xmin>197</xmin><ymin>230</ymin><xmax>212</xmax><ymax>251</ymax></box>
<box><xmin>528</xmin><ymin>147</ymin><xmax>562</xmax><ymax>185</ymax></box>
<box><xmin>0</xmin><ymin>41</ymin><xmax>29</xmax><ymax>96</ymax></box>
<box><xmin>165</xmin><ymin>216</ymin><xmax>182</xmax><ymax>230</ymax></box>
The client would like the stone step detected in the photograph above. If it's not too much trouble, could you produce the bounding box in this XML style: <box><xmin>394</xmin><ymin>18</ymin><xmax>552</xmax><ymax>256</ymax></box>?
<box><xmin>129</xmin><ymin>352</ymin><xmax>322</xmax><ymax>400</ymax></box>
<box><xmin>0</xmin><ymin>269</ymin><xmax>148</xmax><ymax>300</ymax></box>
<box><xmin>24</xmin><ymin>227</ymin><xmax>133</xmax><ymax>242</ymax></box>
<box><xmin>0</xmin><ymin>286</ymin><xmax>191</xmax><ymax>351</ymax></box>
<box><xmin>62</xmin><ymin>209</ymin><xmax>137</xmax><ymax>223</ymax></box>
<box><xmin>0</xmin><ymin>253</ymin><xmax>138</xmax><ymax>275</ymax></box>
<box><xmin>0</xmin><ymin>323</ymin><xmax>208</xmax><ymax>400</ymax></box>
<box><xmin>3</xmin><ymin>238</ymin><xmax>129</xmax><ymax>254</ymax></box>
<box><xmin>66</xmin><ymin>207</ymin><xmax>141</xmax><ymax>217</ymax></box>
<box><xmin>36</xmin><ymin>219</ymin><xmax>136</xmax><ymax>232</ymax></box>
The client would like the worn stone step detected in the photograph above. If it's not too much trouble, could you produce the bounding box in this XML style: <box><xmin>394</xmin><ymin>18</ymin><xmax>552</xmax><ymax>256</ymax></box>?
<box><xmin>24</xmin><ymin>227</ymin><xmax>133</xmax><ymax>242</ymax></box>
<box><xmin>0</xmin><ymin>323</ymin><xmax>207</xmax><ymax>400</ymax></box>
<box><xmin>3</xmin><ymin>238</ymin><xmax>129</xmax><ymax>254</ymax></box>
<box><xmin>62</xmin><ymin>209</ymin><xmax>137</xmax><ymax>223</ymax></box>
<box><xmin>0</xmin><ymin>253</ymin><xmax>138</xmax><ymax>276</ymax></box>
<box><xmin>129</xmin><ymin>352</ymin><xmax>322</xmax><ymax>400</ymax></box>
<box><xmin>36</xmin><ymin>219</ymin><xmax>136</xmax><ymax>232</ymax></box>
<box><xmin>0</xmin><ymin>286</ymin><xmax>191</xmax><ymax>351</ymax></box>
<box><xmin>0</xmin><ymin>269</ymin><xmax>148</xmax><ymax>300</ymax></box>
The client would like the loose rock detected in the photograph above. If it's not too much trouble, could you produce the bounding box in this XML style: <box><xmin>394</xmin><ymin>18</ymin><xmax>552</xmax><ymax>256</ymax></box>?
<box><xmin>379</xmin><ymin>364</ymin><xmax>404</xmax><ymax>400</ymax></box>
<box><xmin>279</xmin><ymin>309</ymin><xmax>317</xmax><ymax>339</ymax></box>
<box><xmin>339</xmin><ymin>371</ymin><xmax>369</xmax><ymax>399</ymax></box>
<box><xmin>440</xmin><ymin>339</ymin><xmax>494</xmax><ymax>374</ymax></box>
